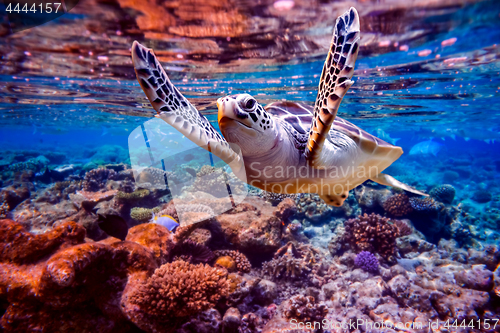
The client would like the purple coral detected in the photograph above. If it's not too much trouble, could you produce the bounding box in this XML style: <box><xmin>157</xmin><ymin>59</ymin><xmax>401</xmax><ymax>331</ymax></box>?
<box><xmin>354</xmin><ymin>251</ymin><xmax>379</xmax><ymax>273</ymax></box>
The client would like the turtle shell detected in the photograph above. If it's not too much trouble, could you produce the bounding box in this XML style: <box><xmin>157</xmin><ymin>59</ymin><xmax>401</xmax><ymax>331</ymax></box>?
<box><xmin>265</xmin><ymin>101</ymin><xmax>400</xmax><ymax>157</ymax></box>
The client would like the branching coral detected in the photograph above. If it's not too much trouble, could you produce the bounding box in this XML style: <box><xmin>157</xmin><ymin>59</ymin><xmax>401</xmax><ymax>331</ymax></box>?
<box><xmin>354</xmin><ymin>251</ymin><xmax>379</xmax><ymax>273</ymax></box>
<box><xmin>383</xmin><ymin>193</ymin><xmax>413</xmax><ymax>217</ymax></box>
<box><xmin>394</xmin><ymin>219</ymin><xmax>412</xmax><ymax>237</ymax></box>
<box><xmin>343</xmin><ymin>213</ymin><xmax>399</xmax><ymax>259</ymax></box>
<box><xmin>126</xmin><ymin>260</ymin><xmax>229</xmax><ymax>319</ymax></box>
<box><xmin>430</xmin><ymin>184</ymin><xmax>456</xmax><ymax>204</ymax></box>
<box><xmin>82</xmin><ymin>168</ymin><xmax>117</xmax><ymax>192</ymax></box>
<box><xmin>213</xmin><ymin>249</ymin><xmax>251</xmax><ymax>273</ymax></box>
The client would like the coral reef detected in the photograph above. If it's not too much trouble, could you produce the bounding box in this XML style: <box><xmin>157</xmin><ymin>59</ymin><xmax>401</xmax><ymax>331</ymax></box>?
<box><xmin>343</xmin><ymin>213</ymin><xmax>399</xmax><ymax>259</ymax></box>
<box><xmin>82</xmin><ymin>168</ymin><xmax>117</xmax><ymax>192</ymax></box>
<box><xmin>125</xmin><ymin>260</ymin><xmax>229</xmax><ymax>322</ymax></box>
<box><xmin>173</xmin><ymin>239</ymin><xmax>215</xmax><ymax>264</ymax></box>
<box><xmin>0</xmin><ymin>216</ymin><xmax>208</xmax><ymax>332</ymax></box>
<box><xmin>214</xmin><ymin>256</ymin><xmax>236</xmax><ymax>272</ymax></box>
<box><xmin>130</xmin><ymin>206</ymin><xmax>160</xmax><ymax>222</ymax></box>
<box><xmin>0</xmin><ymin>202</ymin><xmax>9</xmax><ymax>219</ymax></box>
<box><xmin>430</xmin><ymin>184</ymin><xmax>456</xmax><ymax>204</ymax></box>
<box><xmin>283</xmin><ymin>295</ymin><xmax>327</xmax><ymax>322</ymax></box>
<box><xmin>409</xmin><ymin>196</ymin><xmax>442</xmax><ymax>215</ymax></box>
<box><xmin>354</xmin><ymin>251</ymin><xmax>379</xmax><ymax>273</ymax></box>
<box><xmin>213</xmin><ymin>249</ymin><xmax>251</xmax><ymax>273</ymax></box>
<box><xmin>262</xmin><ymin>242</ymin><xmax>322</xmax><ymax>281</ymax></box>
<box><xmin>295</xmin><ymin>192</ymin><xmax>358</xmax><ymax>221</ymax></box>
<box><xmin>205</xmin><ymin>196</ymin><xmax>296</xmax><ymax>255</ymax></box>
<box><xmin>394</xmin><ymin>219</ymin><xmax>413</xmax><ymax>236</ymax></box>
<box><xmin>383</xmin><ymin>193</ymin><xmax>413</xmax><ymax>217</ymax></box>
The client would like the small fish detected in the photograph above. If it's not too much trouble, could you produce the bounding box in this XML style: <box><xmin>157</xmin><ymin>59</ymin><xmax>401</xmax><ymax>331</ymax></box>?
<box><xmin>374</xmin><ymin>128</ymin><xmax>400</xmax><ymax>145</ymax></box>
<box><xmin>409</xmin><ymin>140</ymin><xmax>443</xmax><ymax>156</ymax></box>
<box><xmin>150</xmin><ymin>213</ymin><xmax>179</xmax><ymax>232</ymax></box>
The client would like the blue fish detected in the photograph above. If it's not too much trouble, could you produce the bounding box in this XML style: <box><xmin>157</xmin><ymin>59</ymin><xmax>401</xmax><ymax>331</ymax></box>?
<box><xmin>409</xmin><ymin>140</ymin><xmax>443</xmax><ymax>156</ymax></box>
<box><xmin>150</xmin><ymin>213</ymin><xmax>179</xmax><ymax>232</ymax></box>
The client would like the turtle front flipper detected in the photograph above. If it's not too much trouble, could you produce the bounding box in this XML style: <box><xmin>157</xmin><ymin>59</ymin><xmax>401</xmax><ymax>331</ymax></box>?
<box><xmin>370</xmin><ymin>173</ymin><xmax>429</xmax><ymax>197</ymax></box>
<box><xmin>305</xmin><ymin>7</ymin><xmax>360</xmax><ymax>166</ymax></box>
<box><xmin>131</xmin><ymin>41</ymin><xmax>241</xmax><ymax>168</ymax></box>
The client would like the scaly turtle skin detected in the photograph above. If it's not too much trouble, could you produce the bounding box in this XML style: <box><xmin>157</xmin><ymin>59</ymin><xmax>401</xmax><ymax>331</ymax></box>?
<box><xmin>131</xmin><ymin>7</ymin><xmax>427</xmax><ymax>207</ymax></box>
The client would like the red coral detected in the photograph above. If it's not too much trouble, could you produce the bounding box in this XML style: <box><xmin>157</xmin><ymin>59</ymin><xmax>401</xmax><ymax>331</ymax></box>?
<box><xmin>343</xmin><ymin>213</ymin><xmax>399</xmax><ymax>259</ymax></box>
<box><xmin>0</xmin><ymin>218</ymin><xmax>205</xmax><ymax>332</ymax></box>
<box><xmin>383</xmin><ymin>193</ymin><xmax>413</xmax><ymax>217</ymax></box>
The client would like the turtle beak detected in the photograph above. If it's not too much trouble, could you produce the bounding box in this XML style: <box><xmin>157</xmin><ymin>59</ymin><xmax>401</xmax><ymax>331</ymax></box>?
<box><xmin>217</xmin><ymin>97</ymin><xmax>258</xmax><ymax>136</ymax></box>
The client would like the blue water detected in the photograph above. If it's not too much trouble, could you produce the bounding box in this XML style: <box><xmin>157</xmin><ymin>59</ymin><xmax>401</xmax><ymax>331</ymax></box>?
<box><xmin>1</xmin><ymin>0</ymin><xmax>499</xmax><ymax>211</ymax></box>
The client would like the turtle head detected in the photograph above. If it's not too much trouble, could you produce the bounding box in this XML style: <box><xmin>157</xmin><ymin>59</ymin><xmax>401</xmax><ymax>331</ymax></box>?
<box><xmin>217</xmin><ymin>94</ymin><xmax>278</xmax><ymax>156</ymax></box>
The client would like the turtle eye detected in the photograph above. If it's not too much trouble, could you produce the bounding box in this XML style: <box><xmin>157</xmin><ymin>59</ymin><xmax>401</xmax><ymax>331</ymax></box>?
<box><xmin>245</xmin><ymin>99</ymin><xmax>256</xmax><ymax>109</ymax></box>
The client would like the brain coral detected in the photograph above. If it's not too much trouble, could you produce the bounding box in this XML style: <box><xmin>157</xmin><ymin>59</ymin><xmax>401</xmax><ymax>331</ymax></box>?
<box><xmin>409</xmin><ymin>197</ymin><xmax>442</xmax><ymax>215</ymax></box>
<box><xmin>383</xmin><ymin>193</ymin><xmax>413</xmax><ymax>217</ymax></box>
<box><xmin>214</xmin><ymin>249</ymin><xmax>251</xmax><ymax>273</ymax></box>
<box><xmin>343</xmin><ymin>213</ymin><xmax>399</xmax><ymax>259</ymax></box>
<box><xmin>429</xmin><ymin>184</ymin><xmax>455</xmax><ymax>204</ymax></box>
<box><xmin>127</xmin><ymin>260</ymin><xmax>229</xmax><ymax>318</ymax></box>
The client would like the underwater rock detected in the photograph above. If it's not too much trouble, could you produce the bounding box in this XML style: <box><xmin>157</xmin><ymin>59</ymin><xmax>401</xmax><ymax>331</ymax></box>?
<box><xmin>354</xmin><ymin>185</ymin><xmax>392</xmax><ymax>211</ymax></box>
<box><xmin>206</xmin><ymin>197</ymin><xmax>296</xmax><ymax>255</ymax></box>
<box><xmin>1</xmin><ymin>185</ymin><xmax>30</xmax><ymax>210</ymax></box>
<box><xmin>467</xmin><ymin>246</ymin><xmax>500</xmax><ymax>271</ymax></box>
<box><xmin>455</xmin><ymin>265</ymin><xmax>494</xmax><ymax>291</ymax></box>
<box><xmin>472</xmin><ymin>189</ymin><xmax>492</xmax><ymax>203</ymax></box>
<box><xmin>70</xmin><ymin>189</ymin><xmax>118</xmax><ymax>211</ymax></box>
<box><xmin>430</xmin><ymin>184</ymin><xmax>456</xmax><ymax>204</ymax></box>
<box><xmin>222</xmin><ymin>307</ymin><xmax>241</xmax><ymax>333</ymax></box>
<box><xmin>125</xmin><ymin>223</ymin><xmax>175</xmax><ymax>265</ymax></box>
<box><xmin>252</xmin><ymin>279</ymin><xmax>278</xmax><ymax>305</ymax></box>
<box><xmin>176</xmin><ymin>308</ymin><xmax>222</xmax><ymax>333</ymax></box>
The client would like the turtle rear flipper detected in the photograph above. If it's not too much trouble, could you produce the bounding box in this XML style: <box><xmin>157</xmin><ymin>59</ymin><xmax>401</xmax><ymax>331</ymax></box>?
<box><xmin>371</xmin><ymin>173</ymin><xmax>429</xmax><ymax>196</ymax></box>
<box><xmin>305</xmin><ymin>7</ymin><xmax>360</xmax><ymax>166</ymax></box>
<box><xmin>131</xmin><ymin>41</ymin><xmax>241</xmax><ymax>169</ymax></box>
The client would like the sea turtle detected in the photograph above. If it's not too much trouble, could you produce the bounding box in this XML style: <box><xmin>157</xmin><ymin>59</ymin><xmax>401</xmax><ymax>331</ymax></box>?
<box><xmin>131</xmin><ymin>7</ymin><xmax>427</xmax><ymax>207</ymax></box>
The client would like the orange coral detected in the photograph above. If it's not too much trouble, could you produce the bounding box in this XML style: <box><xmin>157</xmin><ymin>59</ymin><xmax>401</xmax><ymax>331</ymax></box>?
<box><xmin>124</xmin><ymin>260</ymin><xmax>229</xmax><ymax>324</ymax></box>
<box><xmin>0</xmin><ymin>218</ymin><xmax>204</xmax><ymax>332</ymax></box>
<box><xmin>215</xmin><ymin>255</ymin><xmax>237</xmax><ymax>272</ymax></box>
